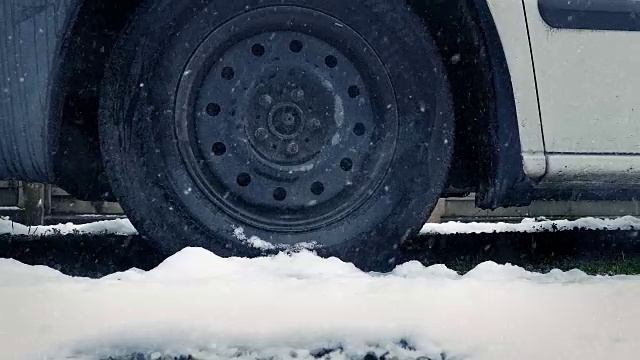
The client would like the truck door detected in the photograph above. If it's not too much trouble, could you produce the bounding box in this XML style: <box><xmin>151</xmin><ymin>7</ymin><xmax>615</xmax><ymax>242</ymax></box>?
<box><xmin>524</xmin><ymin>0</ymin><xmax>640</xmax><ymax>155</ymax></box>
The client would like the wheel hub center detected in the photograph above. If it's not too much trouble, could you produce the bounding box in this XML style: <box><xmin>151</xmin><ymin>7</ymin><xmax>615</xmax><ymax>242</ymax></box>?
<box><xmin>243</xmin><ymin>65</ymin><xmax>337</xmax><ymax>165</ymax></box>
<box><xmin>268</xmin><ymin>103</ymin><xmax>305</xmax><ymax>139</ymax></box>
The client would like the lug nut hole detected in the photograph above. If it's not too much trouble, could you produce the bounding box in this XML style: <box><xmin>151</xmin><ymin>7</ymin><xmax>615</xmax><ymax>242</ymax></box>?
<box><xmin>353</xmin><ymin>122</ymin><xmax>366</xmax><ymax>136</ymax></box>
<box><xmin>348</xmin><ymin>85</ymin><xmax>360</xmax><ymax>98</ymax></box>
<box><xmin>252</xmin><ymin>43</ymin><xmax>265</xmax><ymax>57</ymax></box>
<box><xmin>340</xmin><ymin>158</ymin><xmax>353</xmax><ymax>171</ymax></box>
<box><xmin>206</xmin><ymin>103</ymin><xmax>221</xmax><ymax>117</ymax></box>
<box><xmin>325</xmin><ymin>55</ymin><xmax>338</xmax><ymax>68</ymax></box>
<box><xmin>273</xmin><ymin>187</ymin><xmax>287</xmax><ymax>201</ymax></box>
<box><xmin>221</xmin><ymin>67</ymin><xmax>235</xmax><ymax>80</ymax></box>
<box><xmin>212</xmin><ymin>142</ymin><xmax>226</xmax><ymax>156</ymax></box>
<box><xmin>311</xmin><ymin>182</ymin><xmax>325</xmax><ymax>195</ymax></box>
<box><xmin>289</xmin><ymin>40</ymin><xmax>303</xmax><ymax>53</ymax></box>
<box><xmin>236</xmin><ymin>173</ymin><xmax>251</xmax><ymax>187</ymax></box>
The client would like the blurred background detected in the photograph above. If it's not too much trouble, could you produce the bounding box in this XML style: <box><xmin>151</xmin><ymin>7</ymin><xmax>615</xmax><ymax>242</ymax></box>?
<box><xmin>3</xmin><ymin>181</ymin><xmax>640</xmax><ymax>226</ymax></box>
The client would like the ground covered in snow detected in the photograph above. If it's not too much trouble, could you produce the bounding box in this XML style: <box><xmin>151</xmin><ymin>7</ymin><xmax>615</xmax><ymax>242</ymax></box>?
<box><xmin>0</xmin><ymin>217</ymin><xmax>136</xmax><ymax>236</ymax></box>
<box><xmin>2</xmin><ymin>222</ymin><xmax>640</xmax><ymax>278</ymax></box>
<box><xmin>3</xmin><ymin>216</ymin><xmax>640</xmax><ymax>238</ymax></box>
<box><xmin>420</xmin><ymin>215</ymin><xmax>640</xmax><ymax>234</ymax></box>
<box><xmin>2</xmin><ymin>248</ymin><xmax>640</xmax><ymax>360</ymax></box>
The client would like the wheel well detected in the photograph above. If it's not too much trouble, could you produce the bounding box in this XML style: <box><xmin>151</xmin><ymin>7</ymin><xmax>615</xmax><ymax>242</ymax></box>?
<box><xmin>52</xmin><ymin>0</ymin><xmax>142</xmax><ymax>201</ymax></box>
<box><xmin>409</xmin><ymin>0</ymin><xmax>494</xmax><ymax>196</ymax></box>
<box><xmin>53</xmin><ymin>0</ymin><xmax>531</xmax><ymax>206</ymax></box>
<box><xmin>410</xmin><ymin>0</ymin><xmax>533</xmax><ymax>208</ymax></box>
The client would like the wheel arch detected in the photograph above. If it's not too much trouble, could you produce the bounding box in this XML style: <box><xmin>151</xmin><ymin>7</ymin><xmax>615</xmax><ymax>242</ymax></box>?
<box><xmin>52</xmin><ymin>0</ymin><xmax>534</xmax><ymax>207</ymax></box>
<box><xmin>49</xmin><ymin>0</ymin><xmax>142</xmax><ymax>201</ymax></box>
<box><xmin>410</xmin><ymin>0</ymin><xmax>534</xmax><ymax>209</ymax></box>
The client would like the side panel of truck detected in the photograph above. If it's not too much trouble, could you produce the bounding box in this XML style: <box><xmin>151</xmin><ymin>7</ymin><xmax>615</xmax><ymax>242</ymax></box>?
<box><xmin>524</xmin><ymin>0</ymin><xmax>640</xmax><ymax>182</ymax></box>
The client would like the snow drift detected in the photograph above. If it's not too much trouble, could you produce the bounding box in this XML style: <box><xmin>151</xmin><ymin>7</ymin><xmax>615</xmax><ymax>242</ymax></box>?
<box><xmin>1</xmin><ymin>248</ymin><xmax>640</xmax><ymax>360</ymax></box>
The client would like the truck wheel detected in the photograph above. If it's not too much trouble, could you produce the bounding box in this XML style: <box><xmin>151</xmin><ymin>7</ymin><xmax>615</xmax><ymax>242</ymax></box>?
<box><xmin>99</xmin><ymin>0</ymin><xmax>454</xmax><ymax>268</ymax></box>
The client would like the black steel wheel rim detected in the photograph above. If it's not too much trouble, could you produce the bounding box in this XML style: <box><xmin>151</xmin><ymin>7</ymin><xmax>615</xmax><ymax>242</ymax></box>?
<box><xmin>175</xmin><ymin>6</ymin><xmax>398</xmax><ymax>232</ymax></box>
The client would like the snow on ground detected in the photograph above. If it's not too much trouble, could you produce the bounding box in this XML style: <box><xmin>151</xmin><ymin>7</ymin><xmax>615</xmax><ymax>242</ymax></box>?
<box><xmin>0</xmin><ymin>218</ymin><xmax>136</xmax><ymax>236</ymax></box>
<box><xmin>2</xmin><ymin>215</ymin><xmax>640</xmax><ymax>239</ymax></box>
<box><xmin>0</xmin><ymin>206</ymin><xmax>22</xmax><ymax>211</ymax></box>
<box><xmin>1</xmin><ymin>248</ymin><xmax>640</xmax><ymax>360</ymax></box>
<box><xmin>420</xmin><ymin>215</ymin><xmax>640</xmax><ymax>234</ymax></box>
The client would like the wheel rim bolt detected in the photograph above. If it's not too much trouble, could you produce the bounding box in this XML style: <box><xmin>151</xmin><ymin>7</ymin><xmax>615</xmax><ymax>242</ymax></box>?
<box><xmin>259</xmin><ymin>94</ymin><xmax>273</xmax><ymax>108</ymax></box>
<box><xmin>287</xmin><ymin>142</ymin><xmax>299</xmax><ymax>155</ymax></box>
<box><xmin>255</xmin><ymin>127</ymin><xmax>269</xmax><ymax>140</ymax></box>
<box><xmin>291</xmin><ymin>89</ymin><xmax>305</xmax><ymax>102</ymax></box>
<box><xmin>309</xmin><ymin>118</ymin><xmax>321</xmax><ymax>129</ymax></box>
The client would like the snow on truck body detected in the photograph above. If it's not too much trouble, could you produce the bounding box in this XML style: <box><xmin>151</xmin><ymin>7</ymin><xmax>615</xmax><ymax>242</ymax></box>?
<box><xmin>0</xmin><ymin>0</ymin><xmax>639</xmax><ymax>259</ymax></box>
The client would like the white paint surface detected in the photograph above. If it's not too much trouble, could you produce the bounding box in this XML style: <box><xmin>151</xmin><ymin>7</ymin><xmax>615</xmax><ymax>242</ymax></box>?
<box><xmin>524</xmin><ymin>0</ymin><xmax>640</xmax><ymax>155</ymax></box>
<box><xmin>485</xmin><ymin>0</ymin><xmax>546</xmax><ymax>178</ymax></box>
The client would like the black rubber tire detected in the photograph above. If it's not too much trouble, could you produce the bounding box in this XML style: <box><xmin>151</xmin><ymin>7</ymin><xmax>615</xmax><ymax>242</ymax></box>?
<box><xmin>99</xmin><ymin>0</ymin><xmax>454</xmax><ymax>270</ymax></box>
